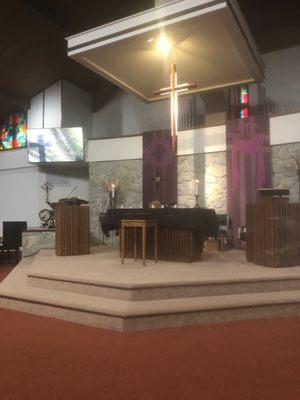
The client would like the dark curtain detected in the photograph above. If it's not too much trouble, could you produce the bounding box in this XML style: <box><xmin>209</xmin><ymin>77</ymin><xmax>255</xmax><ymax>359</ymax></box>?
<box><xmin>143</xmin><ymin>130</ymin><xmax>177</xmax><ymax>207</ymax></box>
<box><xmin>226</xmin><ymin>115</ymin><xmax>271</xmax><ymax>248</ymax></box>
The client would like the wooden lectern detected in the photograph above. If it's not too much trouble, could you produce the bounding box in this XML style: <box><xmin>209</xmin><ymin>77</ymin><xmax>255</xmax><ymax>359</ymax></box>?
<box><xmin>55</xmin><ymin>198</ymin><xmax>90</xmax><ymax>256</ymax></box>
<box><xmin>246</xmin><ymin>189</ymin><xmax>300</xmax><ymax>267</ymax></box>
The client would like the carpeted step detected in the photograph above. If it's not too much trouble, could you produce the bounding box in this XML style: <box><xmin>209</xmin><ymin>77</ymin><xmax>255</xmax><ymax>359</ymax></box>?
<box><xmin>26</xmin><ymin>248</ymin><xmax>300</xmax><ymax>301</ymax></box>
<box><xmin>28</xmin><ymin>271</ymin><xmax>300</xmax><ymax>301</ymax></box>
<box><xmin>1</xmin><ymin>258</ymin><xmax>300</xmax><ymax>331</ymax></box>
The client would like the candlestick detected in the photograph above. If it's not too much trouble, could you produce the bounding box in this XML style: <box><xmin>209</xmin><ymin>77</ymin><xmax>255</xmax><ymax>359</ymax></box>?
<box><xmin>195</xmin><ymin>179</ymin><xmax>199</xmax><ymax>196</ymax></box>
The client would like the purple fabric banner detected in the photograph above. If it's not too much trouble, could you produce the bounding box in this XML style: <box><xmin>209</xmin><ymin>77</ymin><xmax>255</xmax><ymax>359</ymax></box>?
<box><xmin>226</xmin><ymin>116</ymin><xmax>271</xmax><ymax>248</ymax></box>
<box><xmin>143</xmin><ymin>130</ymin><xmax>177</xmax><ymax>207</ymax></box>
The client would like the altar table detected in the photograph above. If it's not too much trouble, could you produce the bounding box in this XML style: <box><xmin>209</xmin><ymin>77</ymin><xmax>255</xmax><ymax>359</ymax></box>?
<box><xmin>101</xmin><ymin>208</ymin><xmax>219</xmax><ymax>262</ymax></box>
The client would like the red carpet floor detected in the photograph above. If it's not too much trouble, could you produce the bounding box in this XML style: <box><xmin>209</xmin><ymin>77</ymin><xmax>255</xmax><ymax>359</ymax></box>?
<box><xmin>0</xmin><ymin>269</ymin><xmax>300</xmax><ymax>400</ymax></box>
<box><xmin>0</xmin><ymin>264</ymin><xmax>16</xmax><ymax>282</ymax></box>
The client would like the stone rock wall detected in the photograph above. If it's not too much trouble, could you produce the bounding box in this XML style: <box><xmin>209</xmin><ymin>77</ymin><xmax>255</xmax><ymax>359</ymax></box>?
<box><xmin>89</xmin><ymin>153</ymin><xmax>227</xmax><ymax>243</ymax></box>
<box><xmin>89</xmin><ymin>159</ymin><xmax>143</xmax><ymax>243</ymax></box>
<box><xmin>89</xmin><ymin>142</ymin><xmax>300</xmax><ymax>244</ymax></box>
<box><xmin>22</xmin><ymin>231</ymin><xmax>55</xmax><ymax>257</ymax></box>
<box><xmin>178</xmin><ymin>152</ymin><xmax>227</xmax><ymax>213</ymax></box>
<box><xmin>272</xmin><ymin>143</ymin><xmax>300</xmax><ymax>203</ymax></box>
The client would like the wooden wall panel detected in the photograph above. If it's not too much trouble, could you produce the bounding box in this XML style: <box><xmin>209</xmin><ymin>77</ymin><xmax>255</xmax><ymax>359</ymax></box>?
<box><xmin>246</xmin><ymin>202</ymin><xmax>300</xmax><ymax>267</ymax></box>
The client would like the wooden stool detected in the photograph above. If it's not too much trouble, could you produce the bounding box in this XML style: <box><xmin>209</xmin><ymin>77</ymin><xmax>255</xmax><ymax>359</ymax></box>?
<box><xmin>121</xmin><ymin>220</ymin><xmax>158</xmax><ymax>266</ymax></box>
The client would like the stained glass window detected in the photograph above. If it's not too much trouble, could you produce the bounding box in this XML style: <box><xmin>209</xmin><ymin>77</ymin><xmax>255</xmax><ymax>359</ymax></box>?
<box><xmin>240</xmin><ymin>87</ymin><xmax>249</xmax><ymax>105</ymax></box>
<box><xmin>0</xmin><ymin>112</ymin><xmax>27</xmax><ymax>151</ymax></box>
<box><xmin>239</xmin><ymin>86</ymin><xmax>249</xmax><ymax>119</ymax></box>
<box><xmin>240</xmin><ymin>108</ymin><xmax>249</xmax><ymax>119</ymax></box>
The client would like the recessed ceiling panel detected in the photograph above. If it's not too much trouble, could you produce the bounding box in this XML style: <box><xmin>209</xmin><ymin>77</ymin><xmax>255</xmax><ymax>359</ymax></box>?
<box><xmin>67</xmin><ymin>0</ymin><xmax>264</xmax><ymax>102</ymax></box>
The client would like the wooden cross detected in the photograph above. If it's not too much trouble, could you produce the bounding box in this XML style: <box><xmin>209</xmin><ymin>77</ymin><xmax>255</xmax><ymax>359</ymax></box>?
<box><xmin>154</xmin><ymin>62</ymin><xmax>196</xmax><ymax>149</ymax></box>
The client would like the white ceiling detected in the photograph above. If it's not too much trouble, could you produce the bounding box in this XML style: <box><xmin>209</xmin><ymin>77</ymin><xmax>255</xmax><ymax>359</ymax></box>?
<box><xmin>67</xmin><ymin>0</ymin><xmax>264</xmax><ymax>103</ymax></box>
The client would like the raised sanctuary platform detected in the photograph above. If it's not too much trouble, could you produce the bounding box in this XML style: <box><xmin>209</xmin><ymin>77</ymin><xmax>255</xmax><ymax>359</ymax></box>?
<box><xmin>1</xmin><ymin>247</ymin><xmax>300</xmax><ymax>331</ymax></box>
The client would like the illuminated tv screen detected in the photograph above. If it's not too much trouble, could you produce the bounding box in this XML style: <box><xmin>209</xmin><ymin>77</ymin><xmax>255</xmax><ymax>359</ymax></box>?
<box><xmin>0</xmin><ymin>112</ymin><xmax>27</xmax><ymax>151</ymax></box>
<box><xmin>27</xmin><ymin>127</ymin><xmax>84</xmax><ymax>163</ymax></box>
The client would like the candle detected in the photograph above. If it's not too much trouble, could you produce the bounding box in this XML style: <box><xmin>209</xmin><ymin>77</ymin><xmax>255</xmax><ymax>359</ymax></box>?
<box><xmin>111</xmin><ymin>184</ymin><xmax>115</xmax><ymax>198</ymax></box>
<box><xmin>195</xmin><ymin>179</ymin><xmax>199</xmax><ymax>196</ymax></box>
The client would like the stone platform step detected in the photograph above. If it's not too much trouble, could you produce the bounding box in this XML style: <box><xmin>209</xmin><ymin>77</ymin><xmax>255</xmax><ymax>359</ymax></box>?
<box><xmin>2</xmin><ymin>282</ymin><xmax>300</xmax><ymax>332</ymax></box>
<box><xmin>26</xmin><ymin>247</ymin><xmax>300</xmax><ymax>302</ymax></box>
<box><xmin>28</xmin><ymin>271</ymin><xmax>300</xmax><ymax>301</ymax></box>
<box><xmin>1</xmin><ymin>259</ymin><xmax>300</xmax><ymax>331</ymax></box>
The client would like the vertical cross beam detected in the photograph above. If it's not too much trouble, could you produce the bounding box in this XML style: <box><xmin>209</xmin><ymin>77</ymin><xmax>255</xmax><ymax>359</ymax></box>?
<box><xmin>170</xmin><ymin>62</ymin><xmax>178</xmax><ymax>150</ymax></box>
<box><xmin>154</xmin><ymin>62</ymin><xmax>196</xmax><ymax>150</ymax></box>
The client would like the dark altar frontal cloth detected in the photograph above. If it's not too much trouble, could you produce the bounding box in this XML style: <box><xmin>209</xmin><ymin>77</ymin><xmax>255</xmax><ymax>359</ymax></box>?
<box><xmin>101</xmin><ymin>208</ymin><xmax>219</xmax><ymax>262</ymax></box>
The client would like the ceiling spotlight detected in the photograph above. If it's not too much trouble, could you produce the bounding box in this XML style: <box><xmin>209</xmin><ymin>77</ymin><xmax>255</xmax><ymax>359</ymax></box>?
<box><xmin>156</xmin><ymin>34</ymin><xmax>171</xmax><ymax>54</ymax></box>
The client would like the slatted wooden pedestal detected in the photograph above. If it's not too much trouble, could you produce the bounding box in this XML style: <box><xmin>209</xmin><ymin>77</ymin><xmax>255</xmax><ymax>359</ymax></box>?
<box><xmin>246</xmin><ymin>202</ymin><xmax>300</xmax><ymax>267</ymax></box>
<box><xmin>121</xmin><ymin>225</ymin><xmax>203</xmax><ymax>263</ymax></box>
<box><xmin>55</xmin><ymin>205</ymin><xmax>90</xmax><ymax>256</ymax></box>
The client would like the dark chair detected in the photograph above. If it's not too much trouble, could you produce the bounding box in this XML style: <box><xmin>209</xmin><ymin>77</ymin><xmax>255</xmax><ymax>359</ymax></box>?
<box><xmin>216</xmin><ymin>214</ymin><xmax>229</xmax><ymax>251</ymax></box>
<box><xmin>238</xmin><ymin>226</ymin><xmax>247</xmax><ymax>241</ymax></box>
<box><xmin>0</xmin><ymin>221</ymin><xmax>27</xmax><ymax>264</ymax></box>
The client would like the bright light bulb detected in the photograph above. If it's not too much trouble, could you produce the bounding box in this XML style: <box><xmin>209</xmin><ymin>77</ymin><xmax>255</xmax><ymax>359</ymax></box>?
<box><xmin>156</xmin><ymin>35</ymin><xmax>171</xmax><ymax>54</ymax></box>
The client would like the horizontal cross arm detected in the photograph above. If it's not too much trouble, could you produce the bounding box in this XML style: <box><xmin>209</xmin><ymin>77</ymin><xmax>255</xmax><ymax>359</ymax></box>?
<box><xmin>153</xmin><ymin>82</ymin><xmax>196</xmax><ymax>96</ymax></box>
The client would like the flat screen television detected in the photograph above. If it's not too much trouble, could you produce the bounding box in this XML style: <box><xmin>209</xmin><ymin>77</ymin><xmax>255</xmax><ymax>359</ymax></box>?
<box><xmin>27</xmin><ymin>127</ymin><xmax>84</xmax><ymax>163</ymax></box>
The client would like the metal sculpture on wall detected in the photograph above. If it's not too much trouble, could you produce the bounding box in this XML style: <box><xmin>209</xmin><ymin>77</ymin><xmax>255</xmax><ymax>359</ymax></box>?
<box><xmin>39</xmin><ymin>208</ymin><xmax>55</xmax><ymax>229</ymax></box>
<box><xmin>41</xmin><ymin>181</ymin><xmax>53</xmax><ymax>202</ymax></box>
<box><xmin>40</xmin><ymin>181</ymin><xmax>55</xmax><ymax>228</ymax></box>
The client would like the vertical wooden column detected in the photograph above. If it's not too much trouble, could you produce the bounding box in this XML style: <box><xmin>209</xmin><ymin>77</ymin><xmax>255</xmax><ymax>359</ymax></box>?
<box><xmin>55</xmin><ymin>205</ymin><xmax>90</xmax><ymax>256</ymax></box>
